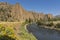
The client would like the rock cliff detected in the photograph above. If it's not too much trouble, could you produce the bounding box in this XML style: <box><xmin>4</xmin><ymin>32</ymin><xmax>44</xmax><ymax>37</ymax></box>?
<box><xmin>0</xmin><ymin>2</ymin><xmax>53</xmax><ymax>22</ymax></box>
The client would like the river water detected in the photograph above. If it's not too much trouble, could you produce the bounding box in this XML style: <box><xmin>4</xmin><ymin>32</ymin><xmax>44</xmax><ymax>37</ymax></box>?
<box><xmin>26</xmin><ymin>23</ymin><xmax>60</xmax><ymax>40</ymax></box>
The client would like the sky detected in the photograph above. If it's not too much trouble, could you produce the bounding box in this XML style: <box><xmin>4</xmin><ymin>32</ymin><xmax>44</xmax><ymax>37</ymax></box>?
<box><xmin>0</xmin><ymin>0</ymin><xmax>60</xmax><ymax>16</ymax></box>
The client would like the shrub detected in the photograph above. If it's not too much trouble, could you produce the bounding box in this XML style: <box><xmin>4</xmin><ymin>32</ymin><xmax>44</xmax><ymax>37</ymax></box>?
<box><xmin>46</xmin><ymin>22</ymin><xmax>54</xmax><ymax>27</ymax></box>
<box><xmin>0</xmin><ymin>35</ymin><xmax>15</xmax><ymax>40</ymax></box>
<box><xmin>0</xmin><ymin>24</ymin><xmax>17</xmax><ymax>40</ymax></box>
<box><xmin>55</xmin><ymin>23</ymin><xmax>60</xmax><ymax>28</ymax></box>
<box><xmin>36</xmin><ymin>20</ymin><xmax>44</xmax><ymax>25</ymax></box>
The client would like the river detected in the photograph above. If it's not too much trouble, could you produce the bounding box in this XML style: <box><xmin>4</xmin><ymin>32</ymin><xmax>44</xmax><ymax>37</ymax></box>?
<box><xmin>26</xmin><ymin>23</ymin><xmax>60</xmax><ymax>40</ymax></box>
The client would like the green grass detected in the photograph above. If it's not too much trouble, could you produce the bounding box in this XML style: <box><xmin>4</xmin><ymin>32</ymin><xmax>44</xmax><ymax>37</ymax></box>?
<box><xmin>18</xmin><ymin>22</ymin><xmax>37</xmax><ymax>40</ymax></box>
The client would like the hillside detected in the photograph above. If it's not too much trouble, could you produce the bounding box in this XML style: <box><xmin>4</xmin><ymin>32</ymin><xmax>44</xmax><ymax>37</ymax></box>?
<box><xmin>0</xmin><ymin>2</ymin><xmax>53</xmax><ymax>22</ymax></box>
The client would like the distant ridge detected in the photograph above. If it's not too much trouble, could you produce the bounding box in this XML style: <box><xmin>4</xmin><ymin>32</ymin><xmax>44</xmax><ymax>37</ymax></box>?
<box><xmin>55</xmin><ymin>15</ymin><xmax>60</xmax><ymax>18</ymax></box>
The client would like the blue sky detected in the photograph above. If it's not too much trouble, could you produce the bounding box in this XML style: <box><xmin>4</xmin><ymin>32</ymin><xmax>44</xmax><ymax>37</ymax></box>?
<box><xmin>0</xmin><ymin>0</ymin><xmax>60</xmax><ymax>15</ymax></box>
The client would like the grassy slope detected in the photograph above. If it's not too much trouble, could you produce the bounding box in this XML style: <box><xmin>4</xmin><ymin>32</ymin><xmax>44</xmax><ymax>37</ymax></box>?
<box><xmin>0</xmin><ymin>22</ymin><xmax>37</xmax><ymax>40</ymax></box>
<box><xmin>19</xmin><ymin>22</ymin><xmax>37</xmax><ymax>40</ymax></box>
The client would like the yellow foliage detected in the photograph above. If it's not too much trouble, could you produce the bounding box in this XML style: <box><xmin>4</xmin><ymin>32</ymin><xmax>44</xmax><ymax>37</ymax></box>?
<box><xmin>0</xmin><ymin>24</ymin><xmax>17</xmax><ymax>40</ymax></box>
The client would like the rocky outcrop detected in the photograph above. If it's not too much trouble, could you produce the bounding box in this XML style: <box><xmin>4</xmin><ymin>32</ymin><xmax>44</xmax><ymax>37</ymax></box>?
<box><xmin>0</xmin><ymin>2</ymin><xmax>53</xmax><ymax>22</ymax></box>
